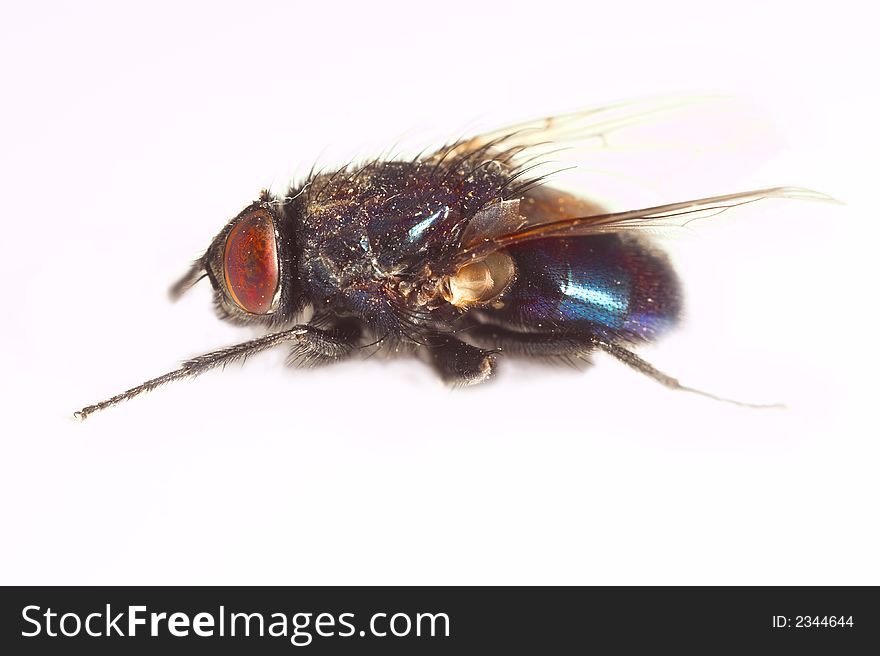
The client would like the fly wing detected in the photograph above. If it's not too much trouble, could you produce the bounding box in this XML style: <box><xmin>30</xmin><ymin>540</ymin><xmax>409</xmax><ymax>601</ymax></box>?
<box><xmin>455</xmin><ymin>187</ymin><xmax>837</xmax><ymax>266</ymax></box>
<box><xmin>432</xmin><ymin>94</ymin><xmax>783</xmax><ymax>213</ymax></box>
<box><xmin>437</xmin><ymin>95</ymin><xmax>835</xmax><ymax>267</ymax></box>
<box><xmin>458</xmin><ymin>199</ymin><xmax>525</xmax><ymax>246</ymax></box>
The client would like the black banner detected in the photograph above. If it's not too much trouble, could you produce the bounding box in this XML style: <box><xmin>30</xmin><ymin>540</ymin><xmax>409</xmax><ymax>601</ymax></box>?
<box><xmin>2</xmin><ymin>586</ymin><xmax>876</xmax><ymax>653</ymax></box>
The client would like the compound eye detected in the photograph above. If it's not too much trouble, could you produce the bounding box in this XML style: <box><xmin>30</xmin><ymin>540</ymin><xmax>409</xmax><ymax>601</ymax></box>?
<box><xmin>223</xmin><ymin>209</ymin><xmax>279</xmax><ymax>314</ymax></box>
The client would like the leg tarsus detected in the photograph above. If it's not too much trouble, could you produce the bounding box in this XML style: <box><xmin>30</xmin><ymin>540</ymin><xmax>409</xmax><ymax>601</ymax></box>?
<box><xmin>591</xmin><ymin>337</ymin><xmax>784</xmax><ymax>409</ymax></box>
<box><xmin>77</xmin><ymin>324</ymin><xmax>319</xmax><ymax>419</ymax></box>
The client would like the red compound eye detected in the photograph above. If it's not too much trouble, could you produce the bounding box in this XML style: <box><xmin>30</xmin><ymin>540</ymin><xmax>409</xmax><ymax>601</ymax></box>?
<box><xmin>223</xmin><ymin>209</ymin><xmax>279</xmax><ymax>314</ymax></box>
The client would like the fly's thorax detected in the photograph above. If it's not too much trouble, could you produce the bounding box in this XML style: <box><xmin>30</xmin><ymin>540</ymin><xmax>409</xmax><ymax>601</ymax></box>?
<box><xmin>387</xmin><ymin>266</ymin><xmax>446</xmax><ymax>311</ymax></box>
<box><xmin>296</xmin><ymin>156</ymin><xmax>524</xmax><ymax>326</ymax></box>
<box><xmin>345</xmin><ymin>248</ymin><xmax>519</xmax><ymax>319</ymax></box>
<box><xmin>303</xmin><ymin>236</ymin><xmax>382</xmax><ymax>301</ymax></box>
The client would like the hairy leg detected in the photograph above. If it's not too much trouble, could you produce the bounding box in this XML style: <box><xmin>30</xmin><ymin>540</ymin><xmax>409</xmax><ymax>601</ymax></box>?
<box><xmin>286</xmin><ymin>317</ymin><xmax>363</xmax><ymax>367</ymax></box>
<box><xmin>463</xmin><ymin>324</ymin><xmax>778</xmax><ymax>407</ymax></box>
<box><xmin>462</xmin><ymin>323</ymin><xmax>594</xmax><ymax>359</ymax></box>
<box><xmin>75</xmin><ymin>320</ymin><xmax>363</xmax><ymax>419</ymax></box>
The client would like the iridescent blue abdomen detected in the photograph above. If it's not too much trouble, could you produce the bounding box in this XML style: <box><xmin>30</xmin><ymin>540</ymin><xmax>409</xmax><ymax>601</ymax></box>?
<box><xmin>483</xmin><ymin>235</ymin><xmax>681</xmax><ymax>342</ymax></box>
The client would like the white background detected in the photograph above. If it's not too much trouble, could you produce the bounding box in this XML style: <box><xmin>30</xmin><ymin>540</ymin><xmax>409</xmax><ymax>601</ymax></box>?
<box><xmin>1</xmin><ymin>1</ymin><xmax>878</xmax><ymax>584</ymax></box>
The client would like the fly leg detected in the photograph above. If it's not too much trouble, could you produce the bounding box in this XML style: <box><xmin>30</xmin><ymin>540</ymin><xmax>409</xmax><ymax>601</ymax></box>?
<box><xmin>423</xmin><ymin>333</ymin><xmax>499</xmax><ymax>386</ymax></box>
<box><xmin>588</xmin><ymin>337</ymin><xmax>783</xmax><ymax>408</ymax></box>
<box><xmin>286</xmin><ymin>317</ymin><xmax>363</xmax><ymax>367</ymax></box>
<box><xmin>463</xmin><ymin>325</ymin><xmax>780</xmax><ymax>407</ymax></box>
<box><xmin>467</xmin><ymin>325</ymin><xmax>677</xmax><ymax>384</ymax></box>
<box><xmin>462</xmin><ymin>323</ymin><xmax>594</xmax><ymax>359</ymax></box>
<box><xmin>75</xmin><ymin>319</ymin><xmax>363</xmax><ymax>419</ymax></box>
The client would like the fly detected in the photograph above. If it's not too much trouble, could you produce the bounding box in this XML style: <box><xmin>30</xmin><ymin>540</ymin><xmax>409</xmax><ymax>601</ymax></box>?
<box><xmin>74</xmin><ymin>95</ymin><xmax>834</xmax><ymax>419</ymax></box>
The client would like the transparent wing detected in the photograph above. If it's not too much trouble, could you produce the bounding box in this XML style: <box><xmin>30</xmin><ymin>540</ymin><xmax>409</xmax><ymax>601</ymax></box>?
<box><xmin>435</xmin><ymin>94</ymin><xmax>785</xmax><ymax>210</ymax></box>
<box><xmin>455</xmin><ymin>187</ymin><xmax>838</xmax><ymax>266</ymax></box>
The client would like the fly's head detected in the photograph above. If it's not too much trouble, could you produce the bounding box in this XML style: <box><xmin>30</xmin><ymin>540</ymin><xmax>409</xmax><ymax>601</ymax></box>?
<box><xmin>170</xmin><ymin>194</ymin><xmax>305</xmax><ymax>327</ymax></box>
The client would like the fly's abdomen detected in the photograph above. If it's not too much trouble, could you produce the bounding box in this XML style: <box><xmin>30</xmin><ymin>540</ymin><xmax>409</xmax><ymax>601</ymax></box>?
<box><xmin>484</xmin><ymin>235</ymin><xmax>681</xmax><ymax>342</ymax></box>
